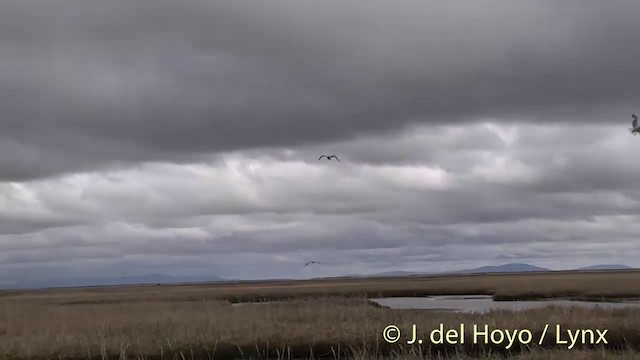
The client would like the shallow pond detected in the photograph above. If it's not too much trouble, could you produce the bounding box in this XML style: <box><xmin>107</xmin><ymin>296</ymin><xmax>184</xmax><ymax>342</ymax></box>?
<box><xmin>369</xmin><ymin>295</ymin><xmax>640</xmax><ymax>313</ymax></box>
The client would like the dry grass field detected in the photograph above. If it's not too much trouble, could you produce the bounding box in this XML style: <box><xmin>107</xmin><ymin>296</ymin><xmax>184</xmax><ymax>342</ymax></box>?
<box><xmin>1</xmin><ymin>270</ymin><xmax>640</xmax><ymax>360</ymax></box>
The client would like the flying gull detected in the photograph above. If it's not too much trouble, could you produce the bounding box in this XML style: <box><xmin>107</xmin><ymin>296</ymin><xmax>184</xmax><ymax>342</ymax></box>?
<box><xmin>318</xmin><ymin>155</ymin><xmax>339</xmax><ymax>161</ymax></box>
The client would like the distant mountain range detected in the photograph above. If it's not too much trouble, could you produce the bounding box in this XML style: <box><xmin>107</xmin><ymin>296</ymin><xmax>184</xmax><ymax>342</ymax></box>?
<box><xmin>368</xmin><ymin>263</ymin><xmax>635</xmax><ymax>277</ymax></box>
<box><xmin>1</xmin><ymin>263</ymin><xmax>636</xmax><ymax>290</ymax></box>
<box><xmin>455</xmin><ymin>263</ymin><xmax>550</xmax><ymax>273</ymax></box>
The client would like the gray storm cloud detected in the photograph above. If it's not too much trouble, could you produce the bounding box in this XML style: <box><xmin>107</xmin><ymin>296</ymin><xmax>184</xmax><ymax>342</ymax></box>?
<box><xmin>1</xmin><ymin>1</ymin><xmax>640</xmax><ymax>283</ymax></box>
<box><xmin>2</xmin><ymin>0</ymin><xmax>640</xmax><ymax>179</ymax></box>
<box><xmin>1</xmin><ymin>123</ymin><xmax>640</xmax><ymax>281</ymax></box>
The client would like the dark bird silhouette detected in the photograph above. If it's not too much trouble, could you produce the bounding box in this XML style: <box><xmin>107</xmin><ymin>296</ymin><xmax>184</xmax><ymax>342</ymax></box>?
<box><xmin>631</xmin><ymin>114</ymin><xmax>639</xmax><ymax>135</ymax></box>
<box><xmin>318</xmin><ymin>155</ymin><xmax>339</xmax><ymax>161</ymax></box>
<box><xmin>305</xmin><ymin>261</ymin><xmax>320</xmax><ymax>267</ymax></box>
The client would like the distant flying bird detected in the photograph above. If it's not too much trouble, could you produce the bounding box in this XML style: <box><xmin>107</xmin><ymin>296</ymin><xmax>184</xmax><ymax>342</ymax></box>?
<box><xmin>305</xmin><ymin>261</ymin><xmax>320</xmax><ymax>267</ymax></box>
<box><xmin>631</xmin><ymin>114</ymin><xmax>640</xmax><ymax>135</ymax></box>
<box><xmin>318</xmin><ymin>155</ymin><xmax>339</xmax><ymax>161</ymax></box>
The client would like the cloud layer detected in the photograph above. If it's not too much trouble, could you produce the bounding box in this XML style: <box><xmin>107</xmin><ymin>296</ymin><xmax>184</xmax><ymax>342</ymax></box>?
<box><xmin>3</xmin><ymin>0</ymin><xmax>640</xmax><ymax>180</ymax></box>
<box><xmin>2</xmin><ymin>122</ymin><xmax>639</xmax><ymax>281</ymax></box>
<box><xmin>1</xmin><ymin>1</ymin><xmax>639</xmax><ymax>282</ymax></box>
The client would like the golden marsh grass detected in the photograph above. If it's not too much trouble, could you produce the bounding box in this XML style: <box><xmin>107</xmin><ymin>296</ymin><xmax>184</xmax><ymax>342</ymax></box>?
<box><xmin>0</xmin><ymin>270</ymin><xmax>639</xmax><ymax>359</ymax></box>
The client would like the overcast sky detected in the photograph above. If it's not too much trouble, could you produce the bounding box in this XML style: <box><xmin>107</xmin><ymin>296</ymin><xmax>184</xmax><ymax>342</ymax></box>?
<box><xmin>2</xmin><ymin>0</ymin><xmax>640</xmax><ymax>284</ymax></box>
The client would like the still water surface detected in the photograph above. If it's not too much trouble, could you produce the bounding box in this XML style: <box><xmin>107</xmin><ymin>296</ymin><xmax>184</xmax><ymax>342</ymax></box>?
<box><xmin>369</xmin><ymin>295</ymin><xmax>640</xmax><ymax>313</ymax></box>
